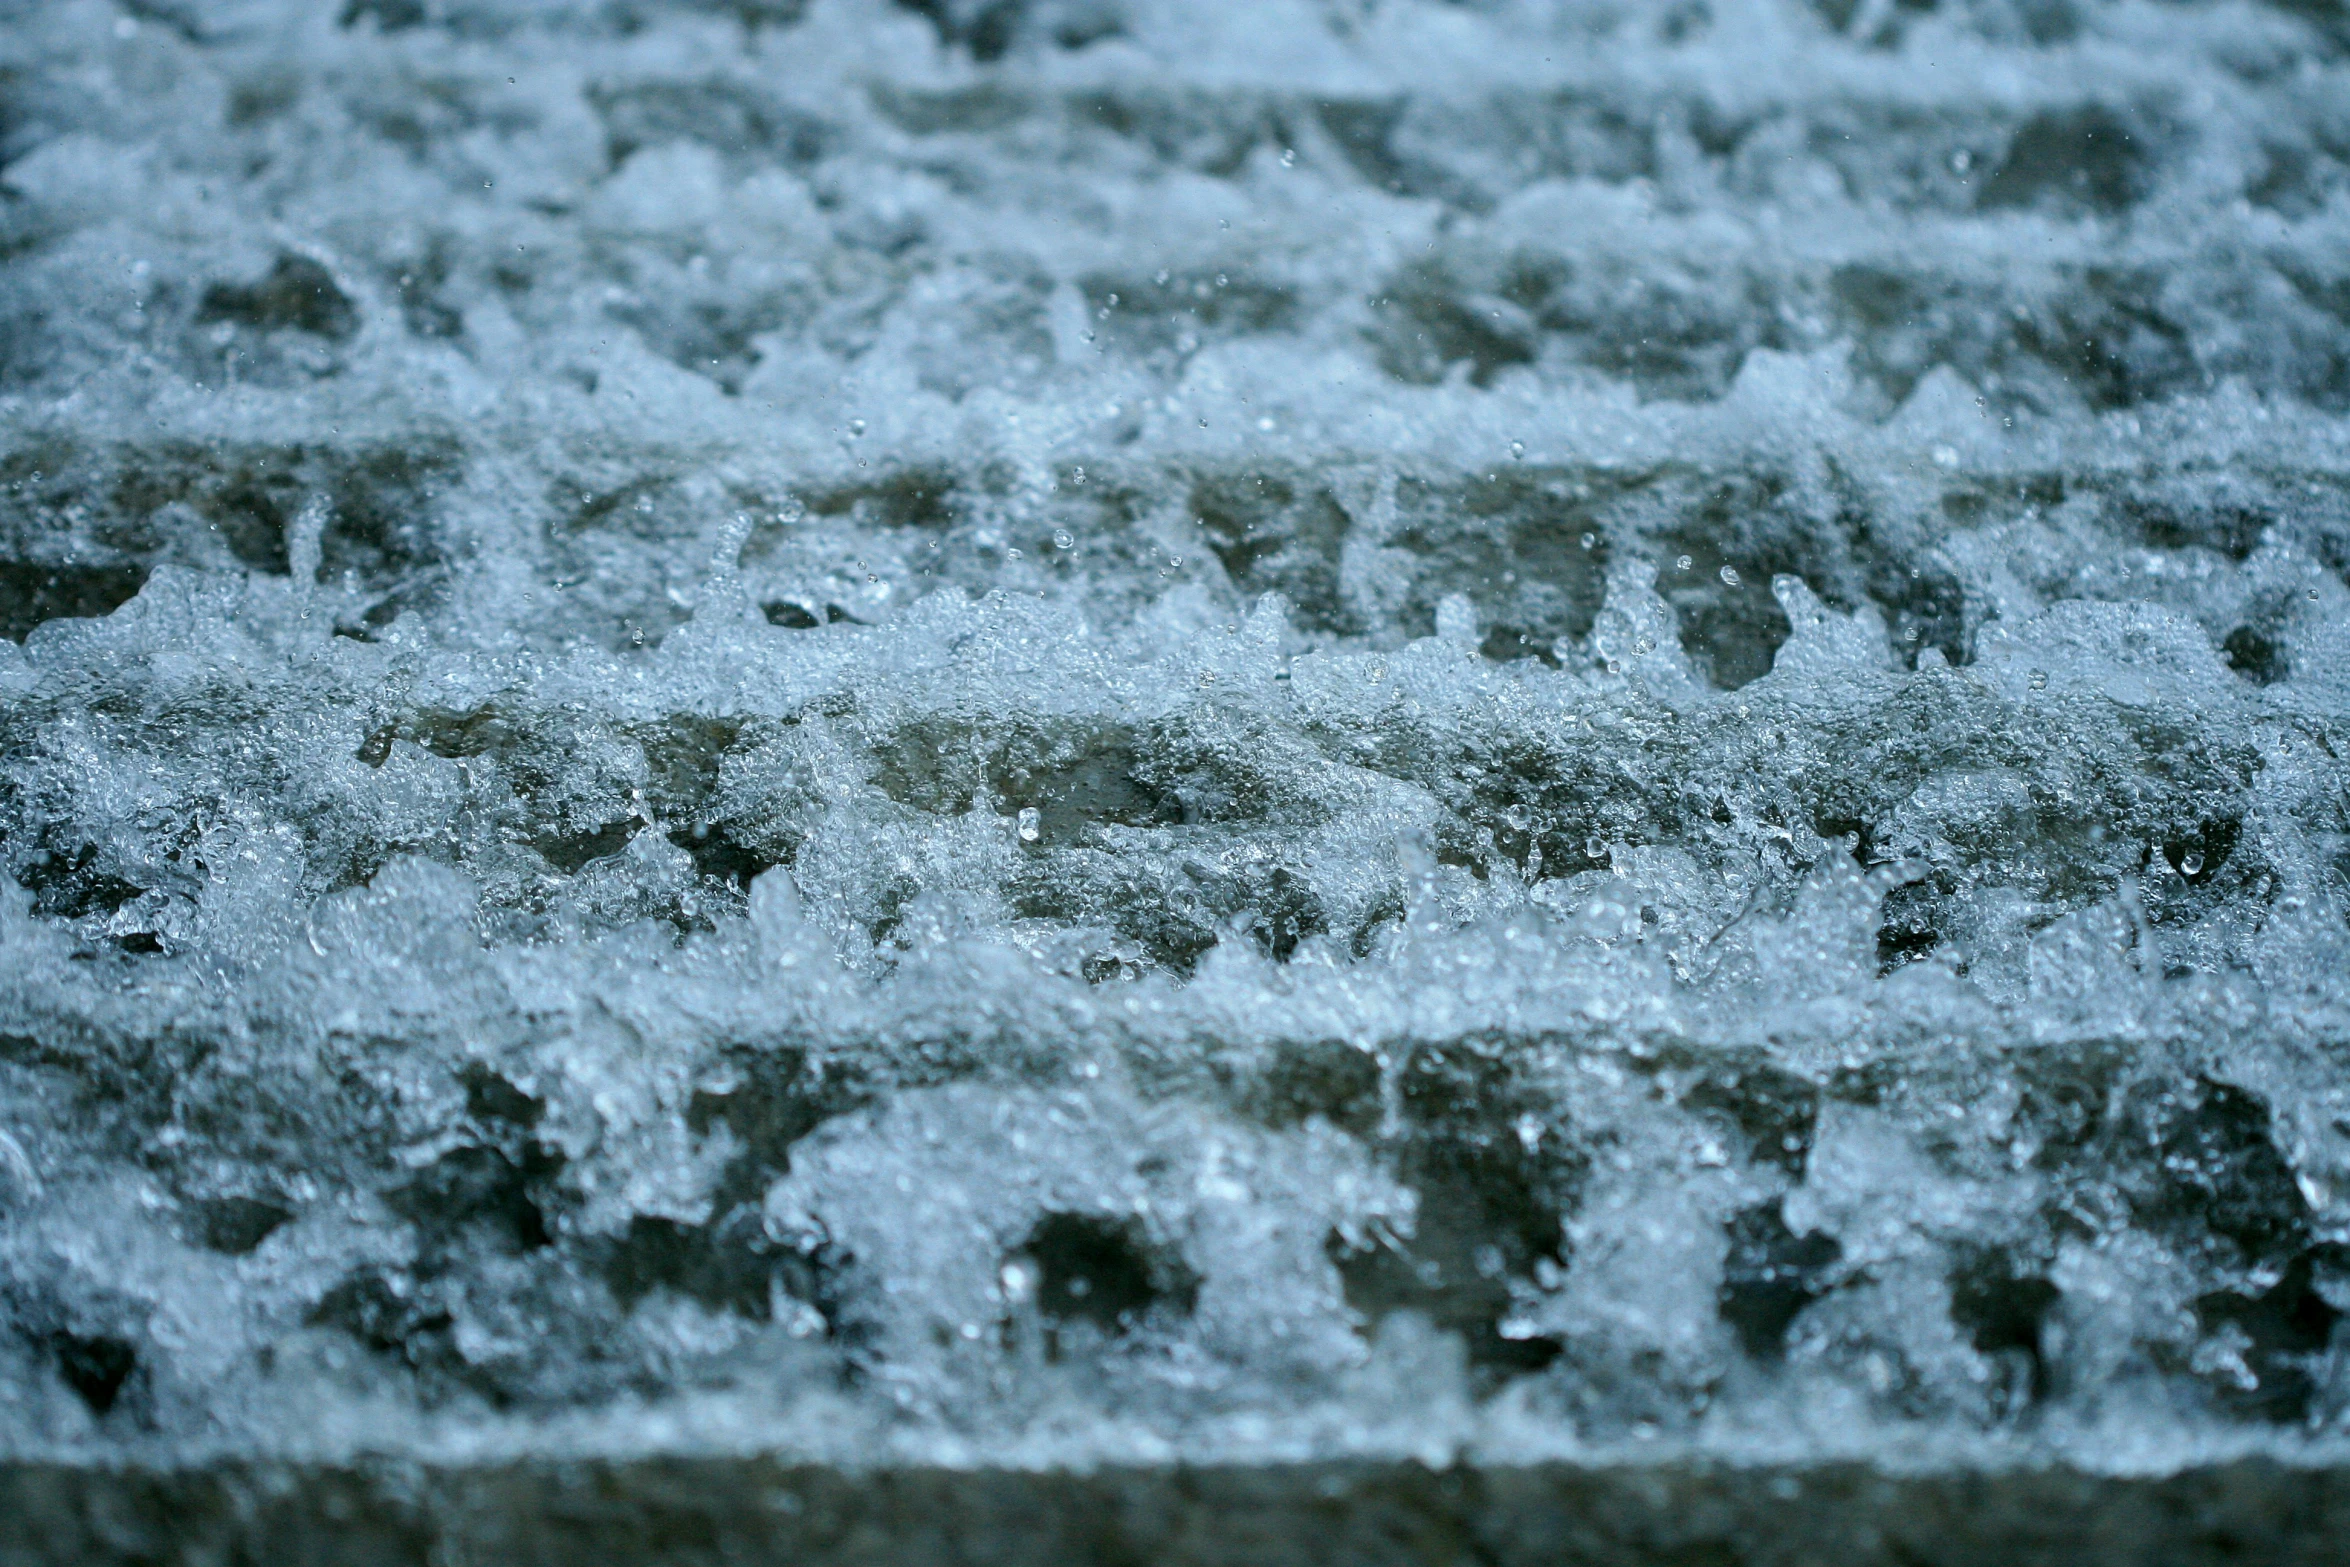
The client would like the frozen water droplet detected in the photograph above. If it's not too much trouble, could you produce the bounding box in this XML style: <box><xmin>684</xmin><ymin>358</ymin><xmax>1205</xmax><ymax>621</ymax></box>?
<box><xmin>1052</xmin><ymin>529</ymin><xmax>1075</xmax><ymax>550</ymax></box>
<box><xmin>848</xmin><ymin>419</ymin><xmax>866</xmax><ymax>437</ymax></box>
<box><xmin>2180</xmin><ymin>850</ymin><xmax>2205</xmax><ymax>875</ymax></box>
<box><xmin>1580</xmin><ymin>532</ymin><xmax>1596</xmax><ymax>550</ymax></box>
<box><xmin>1017</xmin><ymin>807</ymin><xmax>1041</xmax><ymax>844</ymax></box>
<box><xmin>1676</xmin><ymin>555</ymin><xmax>1693</xmax><ymax>571</ymax></box>
<box><xmin>1510</xmin><ymin>440</ymin><xmax>1525</xmax><ymax>459</ymax></box>
<box><xmin>2029</xmin><ymin>670</ymin><xmax>2048</xmax><ymax>690</ymax></box>
<box><xmin>1719</xmin><ymin>565</ymin><xmax>1741</xmax><ymax>586</ymax></box>
<box><xmin>1280</xmin><ymin>148</ymin><xmax>1297</xmax><ymax>167</ymax></box>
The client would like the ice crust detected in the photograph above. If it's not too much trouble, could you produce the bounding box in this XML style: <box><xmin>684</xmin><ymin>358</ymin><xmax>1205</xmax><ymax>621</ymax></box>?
<box><xmin>2</xmin><ymin>0</ymin><xmax>2350</xmax><ymax>1477</ymax></box>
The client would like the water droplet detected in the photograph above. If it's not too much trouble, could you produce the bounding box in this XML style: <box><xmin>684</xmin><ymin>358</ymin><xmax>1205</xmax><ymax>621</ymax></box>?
<box><xmin>1280</xmin><ymin>148</ymin><xmax>1297</xmax><ymax>167</ymax></box>
<box><xmin>1580</xmin><ymin>533</ymin><xmax>1596</xmax><ymax>550</ymax></box>
<box><xmin>1017</xmin><ymin>807</ymin><xmax>1041</xmax><ymax>844</ymax></box>
<box><xmin>2029</xmin><ymin>670</ymin><xmax>2048</xmax><ymax>690</ymax></box>
<box><xmin>848</xmin><ymin>418</ymin><xmax>866</xmax><ymax>437</ymax></box>
<box><xmin>1510</xmin><ymin>440</ymin><xmax>1525</xmax><ymax>459</ymax></box>
<box><xmin>1006</xmin><ymin>548</ymin><xmax>1022</xmax><ymax>560</ymax></box>
<box><xmin>2180</xmin><ymin>850</ymin><xmax>2206</xmax><ymax>876</ymax></box>
<box><xmin>1719</xmin><ymin>565</ymin><xmax>1741</xmax><ymax>587</ymax></box>
<box><xmin>1052</xmin><ymin>529</ymin><xmax>1075</xmax><ymax>550</ymax></box>
<box><xmin>1676</xmin><ymin>555</ymin><xmax>1693</xmax><ymax>572</ymax></box>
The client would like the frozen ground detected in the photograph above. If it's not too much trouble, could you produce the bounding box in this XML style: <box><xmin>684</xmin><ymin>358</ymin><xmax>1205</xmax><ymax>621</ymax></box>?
<box><xmin>2</xmin><ymin>0</ymin><xmax>2350</xmax><ymax>1495</ymax></box>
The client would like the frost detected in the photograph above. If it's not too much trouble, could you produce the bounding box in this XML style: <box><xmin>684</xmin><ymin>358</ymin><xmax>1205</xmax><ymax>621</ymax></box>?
<box><xmin>0</xmin><ymin>0</ymin><xmax>2348</xmax><ymax>1480</ymax></box>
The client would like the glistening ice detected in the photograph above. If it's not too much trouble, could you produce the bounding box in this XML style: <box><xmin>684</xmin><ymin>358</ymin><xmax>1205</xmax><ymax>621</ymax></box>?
<box><xmin>3</xmin><ymin>0</ymin><xmax>2350</xmax><ymax>1557</ymax></box>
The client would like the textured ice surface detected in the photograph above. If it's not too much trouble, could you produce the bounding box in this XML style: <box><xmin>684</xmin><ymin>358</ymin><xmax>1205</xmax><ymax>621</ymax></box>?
<box><xmin>2</xmin><ymin>0</ymin><xmax>2350</xmax><ymax>1479</ymax></box>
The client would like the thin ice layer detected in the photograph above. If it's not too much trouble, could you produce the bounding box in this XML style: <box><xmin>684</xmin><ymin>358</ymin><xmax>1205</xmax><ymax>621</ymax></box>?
<box><xmin>0</xmin><ymin>0</ymin><xmax>2348</xmax><ymax>1473</ymax></box>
